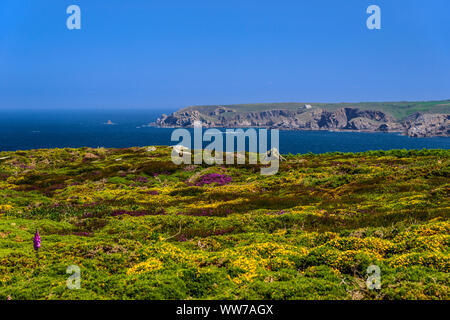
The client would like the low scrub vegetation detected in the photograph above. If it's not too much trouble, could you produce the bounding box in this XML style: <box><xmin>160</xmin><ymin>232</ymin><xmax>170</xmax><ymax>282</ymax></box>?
<box><xmin>0</xmin><ymin>147</ymin><xmax>448</xmax><ymax>299</ymax></box>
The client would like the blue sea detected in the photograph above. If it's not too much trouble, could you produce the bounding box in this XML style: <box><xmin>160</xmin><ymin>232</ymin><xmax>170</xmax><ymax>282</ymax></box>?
<box><xmin>0</xmin><ymin>109</ymin><xmax>449</xmax><ymax>154</ymax></box>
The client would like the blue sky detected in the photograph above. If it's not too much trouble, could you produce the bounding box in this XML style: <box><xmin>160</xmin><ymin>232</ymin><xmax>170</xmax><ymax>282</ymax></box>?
<box><xmin>0</xmin><ymin>0</ymin><xmax>449</xmax><ymax>110</ymax></box>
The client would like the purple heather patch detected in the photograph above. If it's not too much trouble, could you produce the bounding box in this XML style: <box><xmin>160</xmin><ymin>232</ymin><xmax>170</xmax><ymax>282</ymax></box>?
<box><xmin>111</xmin><ymin>208</ymin><xmax>166</xmax><ymax>217</ymax></box>
<box><xmin>267</xmin><ymin>210</ymin><xmax>288</xmax><ymax>215</ymax></box>
<box><xmin>153</xmin><ymin>171</ymin><xmax>170</xmax><ymax>177</ymax></box>
<box><xmin>213</xmin><ymin>227</ymin><xmax>235</xmax><ymax>236</ymax></box>
<box><xmin>194</xmin><ymin>173</ymin><xmax>232</xmax><ymax>187</ymax></box>
<box><xmin>135</xmin><ymin>176</ymin><xmax>149</xmax><ymax>183</ymax></box>
<box><xmin>177</xmin><ymin>209</ymin><xmax>214</xmax><ymax>217</ymax></box>
<box><xmin>73</xmin><ymin>231</ymin><xmax>93</xmax><ymax>236</ymax></box>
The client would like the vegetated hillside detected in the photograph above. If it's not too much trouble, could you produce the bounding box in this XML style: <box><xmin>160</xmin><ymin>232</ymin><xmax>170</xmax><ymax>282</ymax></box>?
<box><xmin>155</xmin><ymin>100</ymin><xmax>450</xmax><ymax>137</ymax></box>
<box><xmin>0</xmin><ymin>146</ymin><xmax>449</xmax><ymax>300</ymax></box>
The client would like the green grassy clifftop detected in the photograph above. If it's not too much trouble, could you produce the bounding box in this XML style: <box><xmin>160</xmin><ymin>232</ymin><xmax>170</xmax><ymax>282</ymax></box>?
<box><xmin>178</xmin><ymin>99</ymin><xmax>450</xmax><ymax>120</ymax></box>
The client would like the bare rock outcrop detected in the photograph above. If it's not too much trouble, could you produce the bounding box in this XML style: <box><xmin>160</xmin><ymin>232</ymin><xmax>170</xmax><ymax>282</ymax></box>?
<box><xmin>403</xmin><ymin>113</ymin><xmax>449</xmax><ymax>137</ymax></box>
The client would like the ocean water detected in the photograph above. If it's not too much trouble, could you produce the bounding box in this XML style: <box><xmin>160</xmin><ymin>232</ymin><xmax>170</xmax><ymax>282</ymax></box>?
<box><xmin>0</xmin><ymin>109</ymin><xmax>449</xmax><ymax>154</ymax></box>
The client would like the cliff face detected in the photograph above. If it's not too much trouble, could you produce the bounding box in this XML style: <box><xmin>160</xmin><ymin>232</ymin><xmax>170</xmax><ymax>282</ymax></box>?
<box><xmin>403</xmin><ymin>113</ymin><xmax>450</xmax><ymax>137</ymax></box>
<box><xmin>155</xmin><ymin>106</ymin><xmax>449</xmax><ymax>137</ymax></box>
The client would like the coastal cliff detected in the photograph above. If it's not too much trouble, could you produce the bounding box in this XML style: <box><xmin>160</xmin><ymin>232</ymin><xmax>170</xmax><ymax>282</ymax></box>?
<box><xmin>155</xmin><ymin>102</ymin><xmax>450</xmax><ymax>137</ymax></box>
<box><xmin>403</xmin><ymin>113</ymin><xmax>449</xmax><ymax>137</ymax></box>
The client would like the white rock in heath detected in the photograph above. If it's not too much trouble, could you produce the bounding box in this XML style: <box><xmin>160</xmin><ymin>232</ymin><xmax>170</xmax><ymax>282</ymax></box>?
<box><xmin>172</xmin><ymin>145</ymin><xmax>191</xmax><ymax>155</ymax></box>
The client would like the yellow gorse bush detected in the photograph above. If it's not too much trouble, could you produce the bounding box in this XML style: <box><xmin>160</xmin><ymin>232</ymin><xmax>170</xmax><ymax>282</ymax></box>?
<box><xmin>0</xmin><ymin>204</ymin><xmax>13</xmax><ymax>212</ymax></box>
<box><xmin>326</xmin><ymin>237</ymin><xmax>393</xmax><ymax>256</ymax></box>
<box><xmin>388</xmin><ymin>252</ymin><xmax>449</xmax><ymax>271</ymax></box>
<box><xmin>127</xmin><ymin>257</ymin><xmax>163</xmax><ymax>275</ymax></box>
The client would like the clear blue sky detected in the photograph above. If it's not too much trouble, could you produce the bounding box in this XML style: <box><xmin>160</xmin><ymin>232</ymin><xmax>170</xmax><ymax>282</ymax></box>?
<box><xmin>1</xmin><ymin>0</ymin><xmax>449</xmax><ymax>110</ymax></box>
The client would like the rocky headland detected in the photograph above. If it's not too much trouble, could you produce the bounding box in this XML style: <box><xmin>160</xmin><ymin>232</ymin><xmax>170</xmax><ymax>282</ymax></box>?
<box><xmin>155</xmin><ymin>104</ymin><xmax>449</xmax><ymax>138</ymax></box>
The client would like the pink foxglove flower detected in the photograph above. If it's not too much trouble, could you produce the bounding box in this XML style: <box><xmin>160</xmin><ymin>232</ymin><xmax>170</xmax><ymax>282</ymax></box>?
<box><xmin>34</xmin><ymin>229</ymin><xmax>41</xmax><ymax>266</ymax></box>
<box><xmin>33</xmin><ymin>229</ymin><xmax>41</xmax><ymax>251</ymax></box>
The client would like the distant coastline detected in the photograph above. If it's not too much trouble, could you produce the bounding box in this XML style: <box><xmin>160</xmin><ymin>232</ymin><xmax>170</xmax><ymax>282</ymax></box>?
<box><xmin>154</xmin><ymin>100</ymin><xmax>450</xmax><ymax>138</ymax></box>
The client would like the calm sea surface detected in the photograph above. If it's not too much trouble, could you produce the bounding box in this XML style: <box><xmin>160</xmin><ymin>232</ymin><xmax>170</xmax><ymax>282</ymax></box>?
<box><xmin>0</xmin><ymin>109</ymin><xmax>449</xmax><ymax>153</ymax></box>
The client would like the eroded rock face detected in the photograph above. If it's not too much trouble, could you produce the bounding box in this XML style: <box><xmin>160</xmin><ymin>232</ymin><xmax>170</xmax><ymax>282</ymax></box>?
<box><xmin>156</xmin><ymin>111</ymin><xmax>204</xmax><ymax>127</ymax></box>
<box><xmin>403</xmin><ymin>113</ymin><xmax>450</xmax><ymax>137</ymax></box>
<box><xmin>155</xmin><ymin>107</ymin><xmax>449</xmax><ymax>137</ymax></box>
